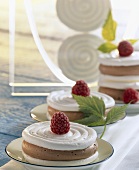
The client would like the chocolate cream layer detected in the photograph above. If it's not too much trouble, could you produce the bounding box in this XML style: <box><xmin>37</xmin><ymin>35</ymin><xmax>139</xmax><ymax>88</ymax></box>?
<box><xmin>99</xmin><ymin>64</ymin><xmax>139</xmax><ymax>76</ymax></box>
<box><xmin>99</xmin><ymin>87</ymin><xmax>139</xmax><ymax>101</ymax></box>
<box><xmin>47</xmin><ymin>106</ymin><xmax>84</xmax><ymax>121</ymax></box>
<box><xmin>22</xmin><ymin>140</ymin><xmax>98</xmax><ymax>161</ymax></box>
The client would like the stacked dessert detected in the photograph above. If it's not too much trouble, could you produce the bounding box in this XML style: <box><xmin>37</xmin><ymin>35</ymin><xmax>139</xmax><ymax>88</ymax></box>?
<box><xmin>47</xmin><ymin>80</ymin><xmax>115</xmax><ymax>121</ymax></box>
<box><xmin>22</xmin><ymin>112</ymin><xmax>98</xmax><ymax>166</ymax></box>
<box><xmin>98</xmin><ymin>41</ymin><xmax>139</xmax><ymax>104</ymax></box>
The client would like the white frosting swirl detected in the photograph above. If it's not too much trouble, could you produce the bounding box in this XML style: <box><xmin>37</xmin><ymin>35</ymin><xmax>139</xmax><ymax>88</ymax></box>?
<box><xmin>100</xmin><ymin>74</ymin><xmax>139</xmax><ymax>82</ymax></box>
<box><xmin>47</xmin><ymin>90</ymin><xmax>115</xmax><ymax>111</ymax></box>
<box><xmin>99</xmin><ymin>74</ymin><xmax>139</xmax><ymax>89</ymax></box>
<box><xmin>99</xmin><ymin>52</ymin><xmax>139</xmax><ymax>66</ymax></box>
<box><xmin>22</xmin><ymin>121</ymin><xmax>97</xmax><ymax>151</ymax></box>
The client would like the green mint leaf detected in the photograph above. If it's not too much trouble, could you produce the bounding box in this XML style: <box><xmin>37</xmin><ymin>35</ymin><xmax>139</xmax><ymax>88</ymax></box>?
<box><xmin>98</xmin><ymin>42</ymin><xmax>117</xmax><ymax>53</ymax></box>
<box><xmin>88</xmin><ymin>118</ymin><xmax>106</xmax><ymax>126</ymax></box>
<box><xmin>73</xmin><ymin>94</ymin><xmax>105</xmax><ymax>118</ymax></box>
<box><xmin>72</xmin><ymin>95</ymin><xmax>98</xmax><ymax>117</ymax></box>
<box><xmin>75</xmin><ymin>115</ymin><xmax>103</xmax><ymax>126</ymax></box>
<box><xmin>106</xmin><ymin>104</ymin><xmax>128</xmax><ymax>124</ymax></box>
<box><xmin>127</xmin><ymin>39</ymin><xmax>139</xmax><ymax>45</ymax></box>
<box><xmin>102</xmin><ymin>10</ymin><xmax>117</xmax><ymax>41</ymax></box>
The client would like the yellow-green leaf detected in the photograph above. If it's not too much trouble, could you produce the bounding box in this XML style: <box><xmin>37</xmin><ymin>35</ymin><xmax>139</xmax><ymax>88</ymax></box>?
<box><xmin>98</xmin><ymin>42</ymin><xmax>117</xmax><ymax>53</ymax></box>
<box><xmin>127</xmin><ymin>39</ymin><xmax>139</xmax><ymax>45</ymax></box>
<box><xmin>102</xmin><ymin>10</ymin><xmax>117</xmax><ymax>41</ymax></box>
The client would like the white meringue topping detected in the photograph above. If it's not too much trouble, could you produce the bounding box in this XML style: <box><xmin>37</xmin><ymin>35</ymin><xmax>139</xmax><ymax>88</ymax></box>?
<box><xmin>47</xmin><ymin>90</ymin><xmax>115</xmax><ymax>111</ymax></box>
<box><xmin>22</xmin><ymin>121</ymin><xmax>97</xmax><ymax>151</ymax></box>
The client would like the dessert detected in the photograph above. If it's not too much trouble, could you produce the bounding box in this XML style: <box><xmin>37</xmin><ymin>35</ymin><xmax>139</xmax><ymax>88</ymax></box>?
<box><xmin>98</xmin><ymin>7</ymin><xmax>139</xmax><ymax>104</ymax></box>
<box><xmin>22</xmin><ymin>113</ymin><xmax>98</xmax><ymax>166</ymax></box>
<box><xmin>98</xmin><ymin>42</ymin><xmax>139</xmax><ymax>103</ymax></box>
<box><xmin>47</xmin><ymin>80</ymin><xmax>115</xmax><ymax>121</ymax></box>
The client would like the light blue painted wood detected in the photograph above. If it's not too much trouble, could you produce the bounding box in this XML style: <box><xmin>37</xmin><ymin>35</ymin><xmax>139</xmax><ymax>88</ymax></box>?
<box><xmin>0</xmin><ymin>72</ymin><xmax>46</xmax><ymax>166</ymax></box>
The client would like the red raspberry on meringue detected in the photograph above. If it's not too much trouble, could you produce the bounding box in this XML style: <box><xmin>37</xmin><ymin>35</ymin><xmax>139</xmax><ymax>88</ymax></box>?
<box><xmin>72</xmin><ymin>80</ymin><xmax>90</xmax><ymax>97</ymax></box>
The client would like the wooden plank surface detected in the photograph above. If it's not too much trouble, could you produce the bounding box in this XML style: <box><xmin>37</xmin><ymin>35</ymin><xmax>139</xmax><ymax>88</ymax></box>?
<box><xmin>0</xmin><ymin>1</ymin><xmax>48</xmax><ymax>165</ymax></box>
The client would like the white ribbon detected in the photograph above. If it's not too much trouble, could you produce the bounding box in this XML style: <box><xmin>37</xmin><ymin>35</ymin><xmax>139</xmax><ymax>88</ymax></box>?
<box><xmin>24</xmin><ymin>0</ymin><xmax>74</xmax><ymax>86</ymax></box>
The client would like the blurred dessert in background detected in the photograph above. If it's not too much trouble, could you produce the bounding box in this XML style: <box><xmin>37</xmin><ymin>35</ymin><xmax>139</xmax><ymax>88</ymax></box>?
<box><xmin>98</xmin><ymin>41</ymin><xmax>139</xmax><ymax>104</ymax></box>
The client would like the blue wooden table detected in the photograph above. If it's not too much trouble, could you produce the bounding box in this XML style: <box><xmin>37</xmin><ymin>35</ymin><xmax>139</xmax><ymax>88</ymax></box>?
<box><xmin>0</xmin><ymin>73</ymin><xmax>46</xmax><ymax>166</ymax></box>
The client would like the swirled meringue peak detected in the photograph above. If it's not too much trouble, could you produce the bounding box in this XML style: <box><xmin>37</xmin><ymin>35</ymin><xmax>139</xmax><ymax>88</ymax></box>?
<box><xmin>22</xmin><ymin>121</ymin><xmax>97</xmax><ymax>151</ymax></box>
<box><xmin>47</xmin><ymin>90</ymin><xmax>115</xmax><ymax>111</ymax></box>
<box><xmin>99</xmin><ymin>51</ymin><xmax>139</xmax><ymax>66</ymax></box>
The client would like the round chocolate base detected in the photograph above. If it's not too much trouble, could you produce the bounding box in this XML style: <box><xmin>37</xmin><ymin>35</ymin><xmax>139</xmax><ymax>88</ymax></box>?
<box><xmin>47</xmin><ymin>106</ymin><xmax>84</xmax><ymax>121</ymax></box>
<box><xmin>99</xmin><ymin>86</ymin><xmax>139</xmax><ymax>102</ymax></box>
<box><xmin>99</xmin><ymin>64</ymin><xmax>139</xmax><ymax>76</ymax></box>
<box><xmin>22</xmin><ymin>140</ymin><xmax>98</xmax><ymax>161</ymax></box>
<box><xmin>99</xmin><ymin>86</ymin><xmax>124</xmax><ymax>101</ymax></box>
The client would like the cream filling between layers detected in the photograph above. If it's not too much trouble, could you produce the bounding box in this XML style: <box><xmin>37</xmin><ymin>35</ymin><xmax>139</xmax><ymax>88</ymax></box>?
<box><xmin>99</xmin><ymin>74</ymin><xmax>139</xmax><ymax>89</ymax></box>
<box><xmin>22</xmin><ymin>151</ymin><xmax>98</xmax><ymax>166</ymax></box>
<box><xmin>99</xmin><ymin>51</ymin><xmax>139</xmax><ymax>66</ymax></box>
<box><xmin>47</xmin><ymin>90</ymin><xmax>115</xmax><ymax>111</ymax></box>
<box><xmin>22</xmin><ymin>121</ymin><xmax>97</xmax><ymax>151</ymax></box>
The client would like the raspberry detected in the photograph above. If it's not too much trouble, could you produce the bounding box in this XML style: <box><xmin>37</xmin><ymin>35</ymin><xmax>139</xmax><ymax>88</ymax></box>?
<box><xmin>118</xmin><ymin>41</ymin><xmax>133</xmax><ymax>57</ymax></box>
<box><xmin>123</xmin><ymin>88</ymin><xmax>139</xmax><ymax>104</ymax></box>
<box><xmin>72</xmin><ymin>80</ymin><xmax>90</xmax><ymax>97</ymax></box>
<box><xmin>50</xmin><ymin>112</ymin><xmax>70</xmax><ymax>135</ymax></box>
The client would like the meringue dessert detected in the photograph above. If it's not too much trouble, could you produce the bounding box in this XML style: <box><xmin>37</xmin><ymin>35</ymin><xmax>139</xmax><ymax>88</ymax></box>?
<box><xmin>22</xmin><ymin>112</ymin><xmax>98</xmax><ymax>166</ymax></box>
<box><xmin>98</xmin><ymin>51</ymin><xmax>139</xmax><ymax>103</ymax></box>
<box><xmin>47</xmin><ymin>90</ymin><xmax>115</xmax><ymax>121</ymax></box>
<box><xmin>47</xmin><ymin>80</ymin><xmax>115</xmax><ymax>121</ymax></box>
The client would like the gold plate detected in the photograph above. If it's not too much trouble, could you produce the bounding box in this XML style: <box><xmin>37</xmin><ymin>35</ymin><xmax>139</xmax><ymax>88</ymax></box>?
<box><xmin>6</xmin><ymin>138</ymin><xmax>114</xmax><ymax>170</ymax></box>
